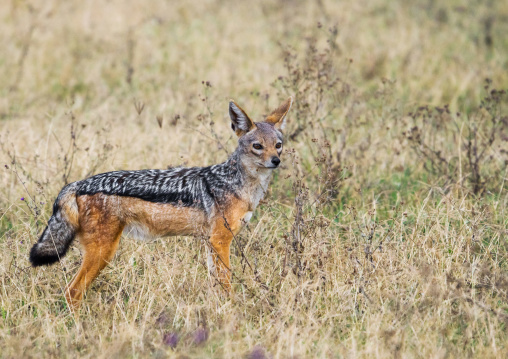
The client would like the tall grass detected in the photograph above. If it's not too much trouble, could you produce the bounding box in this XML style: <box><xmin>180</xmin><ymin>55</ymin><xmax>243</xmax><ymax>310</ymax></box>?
<box><xmin>1</xmin><ymin>0</ymin><xmax>507</xmax><ymax>357</ymax></box>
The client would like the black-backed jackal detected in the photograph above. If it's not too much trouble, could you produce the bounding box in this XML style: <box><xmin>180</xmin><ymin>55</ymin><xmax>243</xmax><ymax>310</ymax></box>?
<box><xmin>30</xmin><ymin>97</ymin><xmax>293</xmax><ymax>309</ymax></box>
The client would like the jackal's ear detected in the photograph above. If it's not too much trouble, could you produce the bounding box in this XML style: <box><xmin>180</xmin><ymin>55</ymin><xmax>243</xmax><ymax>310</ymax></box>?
<box><xmin>229</xmin><ymin>100</ymin><xmax>256</xmax><ymax>137</ymax></box>
<box><xmin>265</xmin><ymin>96</ymin><xmax>293</xmax><ymax>131</ymax></box>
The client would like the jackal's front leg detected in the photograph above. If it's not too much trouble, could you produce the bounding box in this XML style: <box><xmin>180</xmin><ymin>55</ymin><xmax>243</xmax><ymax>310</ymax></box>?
<box><xmin>208</xmin><ymin>221</ymin><xmax>234</xmax><ymax>291</ymax></box>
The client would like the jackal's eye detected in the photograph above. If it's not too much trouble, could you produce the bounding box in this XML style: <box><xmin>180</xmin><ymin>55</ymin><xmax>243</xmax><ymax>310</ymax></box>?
<box><xmin>275</xmin><ymin>143</ymin><xmax>282</xmax><ymax>149</ymax></box>
<box><xmin>253</xmin><ymin>143</ymin><xmax>263</xmax><ymax>150</ymax></box>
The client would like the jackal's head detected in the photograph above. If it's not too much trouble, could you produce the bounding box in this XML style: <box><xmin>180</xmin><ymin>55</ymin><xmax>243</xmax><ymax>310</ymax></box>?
<box><xmin>229</xmin><ymin>97</ymin><xmax>293</xmax><ymax>172</ymax></box>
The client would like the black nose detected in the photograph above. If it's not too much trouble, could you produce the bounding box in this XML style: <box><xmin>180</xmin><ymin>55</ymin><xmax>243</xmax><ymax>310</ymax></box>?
<box><xmin>271</xmin><ymin>157</ymin><xmax>281</xmax><ymax>166</ymax></box>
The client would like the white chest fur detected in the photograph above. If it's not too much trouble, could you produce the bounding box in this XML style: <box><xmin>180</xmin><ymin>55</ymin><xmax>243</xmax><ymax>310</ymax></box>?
<box><xmin>247</xmin><ymin>170</ymin><xmax>272</xmax><ymax>210</ymax></box>
<box><xmin>242</xmin><ymin>211</ymin><xmax>253</xmax><ymax>225</ymax></box>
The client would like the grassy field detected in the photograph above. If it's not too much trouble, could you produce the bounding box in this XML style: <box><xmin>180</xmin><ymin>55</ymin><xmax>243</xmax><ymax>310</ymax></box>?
<box><xmin>1</xmin><ymin>0</ymin><xmax>508</xmax><ymax>357</ymax></box>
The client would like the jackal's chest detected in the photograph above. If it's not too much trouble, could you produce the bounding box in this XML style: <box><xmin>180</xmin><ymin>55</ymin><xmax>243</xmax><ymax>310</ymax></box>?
<box><xmin>234</xmin><ymin>176</ymin><xmax>271</xmax><ymax>228</ymax></box>
<box><xmin>241</xmin><ymin>211</ymin><xmax>253</xmax><ymax>226</ymax></box>
<box><xmin>242</xmin><ymin>173</ymin><xmax>271</xmax><ymax>211</ymax></box>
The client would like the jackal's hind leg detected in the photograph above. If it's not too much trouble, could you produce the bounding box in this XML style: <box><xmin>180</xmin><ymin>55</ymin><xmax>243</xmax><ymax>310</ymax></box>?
<box><xmin>65</xmin><ymin>225</ymin><xmax>123</xmax><ymax>310</ymax></box>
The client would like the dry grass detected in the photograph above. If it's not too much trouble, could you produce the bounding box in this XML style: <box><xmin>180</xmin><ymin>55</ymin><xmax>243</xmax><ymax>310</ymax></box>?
<box><xmin>1</xmin><ymin>0</ymin><xmax>508</xmax><ymax>358</ymax></box>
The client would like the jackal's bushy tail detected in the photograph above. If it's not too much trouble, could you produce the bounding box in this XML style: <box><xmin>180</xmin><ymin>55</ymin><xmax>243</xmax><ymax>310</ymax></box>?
<box><xmin>29</xmin><ymin>182</ymin><xmax>81</xmax><ymax>267</ymax></box>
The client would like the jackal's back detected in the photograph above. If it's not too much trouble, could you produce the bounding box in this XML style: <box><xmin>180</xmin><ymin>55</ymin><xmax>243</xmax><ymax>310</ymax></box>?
<box><xmin>76</xmin><ymin>161</ymin><xmax>244</xmax><ymax>213</ymax></box>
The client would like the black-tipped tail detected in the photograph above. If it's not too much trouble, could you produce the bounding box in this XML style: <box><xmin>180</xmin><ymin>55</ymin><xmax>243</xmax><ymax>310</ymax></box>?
<box><xmin>29</xmin><ymin>214</ymin><xmax>76</xmax><ymax>267</ymax></box>
<box><xmin>29</xmin><ymin>182</ymin><xmax>80</xmax><ymax>267</ymax></box>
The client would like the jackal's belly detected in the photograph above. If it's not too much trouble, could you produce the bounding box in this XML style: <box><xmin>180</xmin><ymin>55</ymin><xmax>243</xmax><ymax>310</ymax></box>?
<box><xmin>120</xmin><ymin>197</ymin><xmax>209</xmax><ymax>239</ymax></box>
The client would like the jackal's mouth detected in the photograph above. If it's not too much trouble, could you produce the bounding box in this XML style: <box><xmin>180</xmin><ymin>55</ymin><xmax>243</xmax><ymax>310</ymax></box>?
<box><xmin>256</xmin><ymin>162</ymin><xmax>279</xmax><ymax>169</ymax></box>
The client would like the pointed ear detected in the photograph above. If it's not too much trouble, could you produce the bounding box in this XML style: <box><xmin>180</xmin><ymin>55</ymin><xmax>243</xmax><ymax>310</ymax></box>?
<box><xmin>229</xmin><ymin>100</ymin><xmax>256</xmax><ymax>137</ymax></box>
<box><xmin>265</xmin><ymin>96</ymin><xmax>293</xmax><ymax>131</ymax></box>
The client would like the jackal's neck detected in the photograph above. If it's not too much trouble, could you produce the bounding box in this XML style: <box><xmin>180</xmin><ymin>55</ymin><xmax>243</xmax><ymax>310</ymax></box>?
<box><xmin>215</xmin><ymin>150</ymin><xmax>244</xmax><ymax>176</ymax></box>
<box><xmin>221</xmin><ymin>148</ymin><xmax>273</xmax><ymax>209</ymax></box>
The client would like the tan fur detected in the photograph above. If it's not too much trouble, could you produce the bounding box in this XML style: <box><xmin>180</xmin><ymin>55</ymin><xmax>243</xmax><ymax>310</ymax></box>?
<box><xmin>64</xmin><ymin>193</ymin><xmax>251</xmax><ymax>308</ymax></box>
<box><xmin>208</xmin><ymin>195</ymin><xmax>251</xmax><ymax>289</ymax></box>
<box><xmin>64</xmin><ymin>194</ymin><xmax>210</xmax><ymax>309</ymax></box>
<box><xmin>265</xmin><ymin>97</ymin><xmax>292</xmax><ymax>130</ymax></box>
<box><xmin>60</xmin><ymin>191</ymin><xmax>80</xmax><ymax>228</ymax></box>
<box><xmin>65</xmin><ymin>195</ymin><xmax>124</xmax><ymax>308</ymax></box>
<box><xmin>121</xmin><ymin>196</ymin><xmax>208</xmax><ymax>236</ymax></box>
